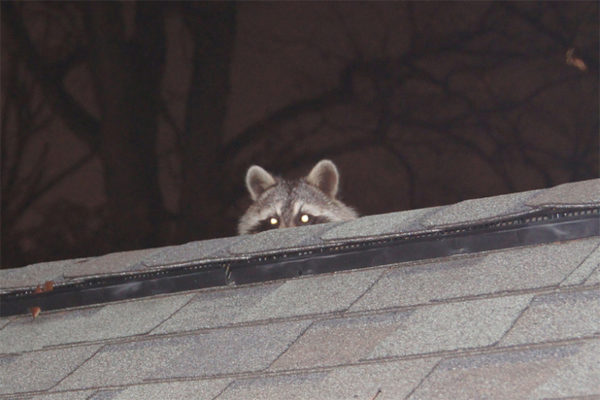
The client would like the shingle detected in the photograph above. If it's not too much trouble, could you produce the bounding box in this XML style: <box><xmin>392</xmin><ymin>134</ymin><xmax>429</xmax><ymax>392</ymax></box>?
<box><xmin>154</xmin><ymin>268</ymin><xmax>382</xmax><ymax>335</ymax></box>
<box><xmin>270</xmin><ymin>295</ymin><xmax>531</xmax><ymax>369</ymax></box>
<box><xmin>561</xmin><ymin>242</ymin><xmax>600</xmax><ymax>286</ymax></box>
<box><xmin>500</xmin><ymin>288</ymin><xmax>600</xmax><ymax>346</ymax></box>
<box><xmin>141</xmin><ymin>236</ymin><xmax>243</xmax><ymax>267</ymax></box>
<box><xmin>351</xmin><ymin>238</ymin><xmax>599</xmax><ymax>311</ymax></box>
<box><xmin>31</xmin><ymin>390</ymin><xmax>95</xmax><ymax>400</ymax></box>
<box><xmin>320</xmin><ymin>207</ymin><xmax>441</xmax><ymax>241</ymax></box>
<box><xmin>585</xmin><ymin>266</ymin><xmax>600</xmax><ymax>285</ymax></box>
<box><xmin>64</xmin><ymin>248</ymin><xmax>163</xmax><ymax>278</ymax></box>
<box><xmin>238</xmin><ymin>269</ymin><xmax>383</xmax><ymax>320</ymax></box>
<box><xmin>106</xmin><ymin>379</ymin><xmax>231</xmax><ymax>400</ymax></box>
<box><xmin>55</xmin><ymin>321</ymin><xmax>310</xmax><ymax>390</ymax></box>
<box><xmin>228</xmin><ymin>223</ymin><xmax>335</xmax><ymax>255</ymax></box>
<box><xmin>0</xmin><ymin>345</ymin><xmax>100</xmax><ymax>395</ymax></box>
<box><xmin>408</xmin><ymin>341</ymin><xmax>600</xmax><ymax>399</ymax></box>
<box><xmin>0</xmin><ymin>259</ymin><xmax>82</xmax><ymax>292</ymax></box>
<box><xmin>529</xmin><ymin>341</ymin><xmax>600</xmax><ymax>398</ymax></box>
<box><xmin>219</xmin><ymin>358</ymin><xmax>439</xmax><ymax>400</ymax></box>
<box><xmin>421</xmin><ymin>190</ymin><xmax>540</xmax><ymax>227</ymax></box>
<box><xmin>86</xmin><ymin>390</ymin><xmax>121</xmax><ymax>400</ymax></box>
<box><xmin>367</xmin><ymin>295</ymin><xmax>532</xmax><ymax>358</ymax></box>
<box><xmin>526</xmin><ymin>179</ymin><xmax>600</xmax><ymax>207</ymax></box>
<box><xmin>270</xmin><ymin>311</ymin><xmax>412</xmax><ymax>370</ymax></box>
<box><xmin>152</xmin><ymin>284</ymin><xmax>282</xmax><ymax>333</ymax></box>
<box><xmin>0</xmin><ymin>293</ymin><xmax>194</xmax><ymax>353</ymax></box>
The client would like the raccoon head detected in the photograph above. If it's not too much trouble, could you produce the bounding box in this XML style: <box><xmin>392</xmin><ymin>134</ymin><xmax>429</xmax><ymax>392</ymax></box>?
<box><xmin>238</xmin><ymin>159</ymin><xmax>358</xmax><ymax>235</ymax></box>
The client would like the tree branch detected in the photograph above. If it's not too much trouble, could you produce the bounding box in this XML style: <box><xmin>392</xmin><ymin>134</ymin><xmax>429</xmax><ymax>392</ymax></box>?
<box><xmin>2</xmin><ymin>2</ymin><xmax>100</xmax><ymax>149</ymax></box>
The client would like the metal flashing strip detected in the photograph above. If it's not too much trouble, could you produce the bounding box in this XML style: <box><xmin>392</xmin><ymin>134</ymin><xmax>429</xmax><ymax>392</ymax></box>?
<box><xmin>1</xmin><ymin>207</ymin><xmax>598</xmax><ymax>317</ymax></box>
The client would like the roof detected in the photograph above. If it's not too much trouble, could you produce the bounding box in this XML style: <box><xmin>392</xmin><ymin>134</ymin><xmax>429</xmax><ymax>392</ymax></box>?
<box><xmin>1</xmin><ymin>179</ymin><xmax>599</xmax><ymax>399</ymax></box>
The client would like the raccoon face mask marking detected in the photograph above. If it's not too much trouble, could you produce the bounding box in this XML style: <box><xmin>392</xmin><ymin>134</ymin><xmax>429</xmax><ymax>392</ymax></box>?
<box><xmin>238</xmin><ymin>160</ymin><xmax>358</xmax><ymax>235</ymax></box>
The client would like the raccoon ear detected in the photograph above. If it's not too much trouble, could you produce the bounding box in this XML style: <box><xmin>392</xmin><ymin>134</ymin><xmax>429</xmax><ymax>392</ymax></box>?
<box><xmin>306</xmin><ymin>159</ymin><xmax>339</xmax><ymax>198</ymax></box>
<box><xmin>245</xmin><ymin>165</ymin><xmax>276</xmax><ymax>201</ymax></box>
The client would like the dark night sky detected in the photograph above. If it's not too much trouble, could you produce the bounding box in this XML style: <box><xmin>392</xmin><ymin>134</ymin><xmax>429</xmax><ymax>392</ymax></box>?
<box><xmin>2</xmin><ymin>2</ymin><xmax>598</xmax><ymax>268</ymax></box>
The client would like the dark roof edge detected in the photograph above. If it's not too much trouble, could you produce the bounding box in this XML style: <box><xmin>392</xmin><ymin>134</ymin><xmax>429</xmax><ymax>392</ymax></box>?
<box><xmin>1</xmin><ymin>206</ymin><xmax>598</xmax><ymax>317</ymax></box>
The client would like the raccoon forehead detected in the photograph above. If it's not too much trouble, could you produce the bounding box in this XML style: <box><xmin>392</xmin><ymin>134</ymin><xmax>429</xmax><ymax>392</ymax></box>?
<box><xmin>292</xmin><ymin>201</ymin><xmax>302</xmax><ymax>215</ymax></box>
<box><xmin>295</xmin><ymin>202</ymin><xmax>339</xmax><ymax>220</ymax></box>
<box><xmin>290</xmin><ymin>180</ymin><xmax>331</xmax><ymax>200</ymax></box>
<box><xmin>254</xmin><ymin>201</ymin><xmax>283</xmax><ymax>220</ymax></box>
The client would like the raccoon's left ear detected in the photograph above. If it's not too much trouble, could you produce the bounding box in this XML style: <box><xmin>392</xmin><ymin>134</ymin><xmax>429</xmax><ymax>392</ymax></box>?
<box><xmin>306</xmin><ymin>159</ymin><xmax>339</xmax><ymax>198</ymax></box>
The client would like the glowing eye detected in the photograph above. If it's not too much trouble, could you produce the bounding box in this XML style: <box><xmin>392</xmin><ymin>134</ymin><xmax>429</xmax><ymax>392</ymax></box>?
<box><xmin>300</xmin><ymin>214</ymin><xmax>310</xmax><ymax>223</ymax></box>
<box><xmin>270</xmin><ymin>217</ymin><xmax>279</xmax><ymax>226</ymax></box>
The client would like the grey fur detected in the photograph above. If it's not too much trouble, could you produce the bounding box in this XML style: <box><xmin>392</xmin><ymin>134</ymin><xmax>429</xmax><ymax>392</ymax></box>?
<box><xmin>306</xmin><ymin>159</ymin><xmax>339</xmax><ymax>198</ymax></box>
<box><xmin>246</xmin><ymin>165</ymin><xmax>276</xmax><ymax>200</ymax></box>
<box><xmin>238</xmin><ymin>160</ymin><xmax>358</xmax><ymax>235</ymax></box>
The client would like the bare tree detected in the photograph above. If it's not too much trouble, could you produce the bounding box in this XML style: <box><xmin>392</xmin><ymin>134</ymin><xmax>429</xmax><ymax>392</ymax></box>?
<box><xmin>177</xmin><ymin>2</ymin><xmax>237</xmax><ymax>240</ymax></box>
<box><xmin>1</xmin><ymin>12</ymin><xmax>95</xmax><ymax>265</ymax></box>
<box><xmin>82</xmin><ymin>2</ymin><xmax>167</xmax><ymax>247</ymax></box>
<box><xmin>1</xmin><ymin>2</ymin><xmax>597</xmax><ymax>267</ymax></box>
<box><xmin>217</xmin><ymin>2</ymin><xmax>597</xmax><ymax>212</ymax></box>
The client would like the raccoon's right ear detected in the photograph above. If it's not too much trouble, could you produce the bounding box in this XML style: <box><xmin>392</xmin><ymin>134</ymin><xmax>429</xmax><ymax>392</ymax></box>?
<box><xmin>245</xmin><ymin>165</ymin><xmax>276</xmax><ymax>201</ymax></box>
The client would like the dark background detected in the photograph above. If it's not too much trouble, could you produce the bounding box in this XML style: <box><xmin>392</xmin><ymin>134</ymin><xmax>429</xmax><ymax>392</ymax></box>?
<box><xmin>2</xmin><ymin>2</ymin><xmax>598</xmax><ymax>268</ymax></box>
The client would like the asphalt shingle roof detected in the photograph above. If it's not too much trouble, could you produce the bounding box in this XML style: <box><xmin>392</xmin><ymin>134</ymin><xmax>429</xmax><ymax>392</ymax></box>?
<box><xmin>0</xmin><ymin>178</ymin><xmax>599</xmax><ymax>399</ymax></box>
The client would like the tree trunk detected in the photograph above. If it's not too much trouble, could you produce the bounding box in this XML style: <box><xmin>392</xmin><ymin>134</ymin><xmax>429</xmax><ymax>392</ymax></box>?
<box><xmin>85</xmin><ymin>2</ymin><xmax>166</xmax><ymax>249</ymax></box>
<box><xmin>179</xmin><ymin>3</ymin><xmax>237</xmax><ymax>239</ymax></box>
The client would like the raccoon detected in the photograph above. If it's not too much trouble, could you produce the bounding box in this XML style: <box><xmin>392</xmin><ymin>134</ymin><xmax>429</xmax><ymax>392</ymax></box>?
<box><xmin>238</xmin><ymin>160</ymin><xmax>358</xmax><ymax>235</ymax></box>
